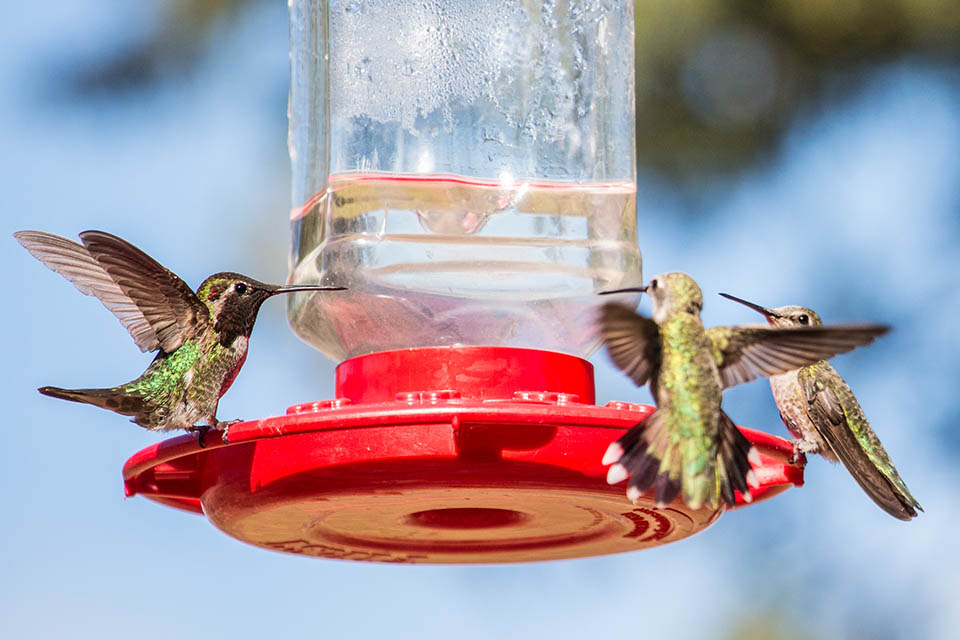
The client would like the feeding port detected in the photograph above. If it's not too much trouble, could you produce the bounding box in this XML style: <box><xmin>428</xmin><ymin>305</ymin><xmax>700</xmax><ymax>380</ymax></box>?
<box><xmin>124</xmin><ymin>346</ymin><xmax>803</xmax><ymax>563</ymax></box>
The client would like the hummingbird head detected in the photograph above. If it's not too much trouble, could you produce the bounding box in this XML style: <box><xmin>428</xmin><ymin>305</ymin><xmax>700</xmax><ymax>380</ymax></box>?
<box><xmin>719</xmin><ymin>293</ymin><xmax>822</xmax><ymax>328</ymax></box>
<box><xmin>198</xmin><ymin>273</ymin><xmax>345</xmax><ymax>340</ymax></box>
<box><xmin>646</xmin><ymin>272</ymin><xmax>704</xmax><ymax>323</ymax></box>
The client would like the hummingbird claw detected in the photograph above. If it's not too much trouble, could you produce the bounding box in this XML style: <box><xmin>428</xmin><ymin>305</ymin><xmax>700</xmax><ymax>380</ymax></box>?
<box><xmin>216</xmin><ymin>419</ymin><xmax>241</xmax><ymax>444</ymax></box>
<box><xmin>788</xmin><ymin>441</ymin><xmax>807</xmax><ymax>467</ymax></box>
<box><xmin>188</xmin><ymin>424</ymin><xmax>212</xmax><ymax>448</ymax></box>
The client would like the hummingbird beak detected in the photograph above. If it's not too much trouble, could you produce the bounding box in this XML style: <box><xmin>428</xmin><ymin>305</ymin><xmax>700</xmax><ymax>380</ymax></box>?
<box><xmin>270</xmin><ymin>284</ymin><xmax>347</xmax><ymax>296</ymax></box>
<box><xmin>598</xmin><ymin>285</ymin><xmax>647</xmax><ymax>296</ymax></box>
<box><xmin>718</xmin><ymin>293</ymin><xmax>779</xmax><ymax>321</ymax></box>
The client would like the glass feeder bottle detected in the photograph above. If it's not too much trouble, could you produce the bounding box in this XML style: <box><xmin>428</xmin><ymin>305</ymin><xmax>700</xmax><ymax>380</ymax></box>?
<box><xmin>287</xmin><ymin>0</ymin><xmax>641</xmax><ymax>361</ymax></box>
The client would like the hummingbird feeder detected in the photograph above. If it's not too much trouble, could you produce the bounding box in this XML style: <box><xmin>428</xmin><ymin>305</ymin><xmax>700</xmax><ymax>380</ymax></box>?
<box><xmin>123</xmin><ymin>0</ymin><xmax>804</xmax><ymax>563</ymax></box>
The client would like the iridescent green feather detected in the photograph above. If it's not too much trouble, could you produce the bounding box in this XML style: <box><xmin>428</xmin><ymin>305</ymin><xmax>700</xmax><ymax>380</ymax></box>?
<box><xmin>122</xmin><ymin>340</ymin><xmax>202</xmax><ymax>399</ymax></box>
<box><xmin>657</xmin><ymin>313</ymin><xmax>721</xmax><ymax>509</ymax></box>
<box><xmin>186</xmin><ymin>338</ymin><xmax>236</xmax><ymax>408</ymax></box>
<box><xmin>707</xmin><ymin>326</ymin><xmax>734</xmax><ymax>367</ymax></box>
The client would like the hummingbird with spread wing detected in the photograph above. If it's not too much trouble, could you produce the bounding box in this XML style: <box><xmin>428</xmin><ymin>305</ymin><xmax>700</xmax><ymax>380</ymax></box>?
<box><xmin>719</xmin><ymin>293</ymin><xmax>921</xmax><ymax>520</ymax></box>
<box><xmin>599</xmin><ymin>272</ymin><xmax>889</xmax><ymax>511</ymax></box>
<box><xmin>15</xmin><ymin>230</ymin><xmax>344</xmax><ymax>441</ymax></box>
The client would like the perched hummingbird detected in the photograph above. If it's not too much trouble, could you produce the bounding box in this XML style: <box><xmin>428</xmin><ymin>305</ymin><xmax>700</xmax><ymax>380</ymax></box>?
<box><xmin>15</xmin><ymin>230</ymin><xmax>345</xmax><ymax>441</ymax></box>
<box><xmin>599</xmin><ymin>272</ymin><xmax>890</xmax><ymax>511</ymax></box>
<box><xmin>719</xmin><ymin>293</ymin><xmax>921</xmax><ymax>520</ymax></box>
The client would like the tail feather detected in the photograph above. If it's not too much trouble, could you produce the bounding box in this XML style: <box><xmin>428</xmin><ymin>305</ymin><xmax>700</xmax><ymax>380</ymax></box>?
<box><xmin>604</xmin><ymin>409</ymin><xmax>756</xmax><ymax>509</ymax></box>
<box><xmin>653</xmin><ymin>469</ymin><xmax>682</xmax><ymax>507</ymax></box>
<box><xmin>604</xmin><ymin>411</ymin><xmax>681</xmax><ymax>506</ymax></box>
<box><xmin>39</xmin><ymin>385</ymin><xmax>146</xmax><ymax>417</ymax></box>
<box><xmin>717</xmin><ymin>410</ymin><xmax>756</xmax><ymax>505</ymax></box>
<box><xmin>612</xmin><ymin>421</ymin><xmax>649</xmax><ymax>474</ymax></box>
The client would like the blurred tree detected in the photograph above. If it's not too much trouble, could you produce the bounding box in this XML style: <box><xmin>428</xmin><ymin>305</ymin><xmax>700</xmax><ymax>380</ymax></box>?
<box><xmin>633</xmin><ymin>0</ymin><xmax>960</xmax><ymax>180</ymax></box>
<box><xmin>63</xmin><ymin>0</ymin><xmax>256</xmax><ymax>93</ymax></box>
<box><xmin>57</xmin><ymin>0</ymin><xmax>960</xmax><ymax>180</ymax></box>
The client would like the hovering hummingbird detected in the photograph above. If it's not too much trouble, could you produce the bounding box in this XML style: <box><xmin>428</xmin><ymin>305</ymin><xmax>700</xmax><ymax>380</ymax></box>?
<box><xmin>719</xmin><ymin>293</ymin><xmax>921</xmax><ymax>520</ymax></box>
<box><xmin>599</xmin><ymin>272</ymin><xmax>890</xmax><ymax>511</ymax></box>
<box><xmin>15</xmin><ymin>230</ymin><xmax>345</xmax><ymax>442</ymax></box>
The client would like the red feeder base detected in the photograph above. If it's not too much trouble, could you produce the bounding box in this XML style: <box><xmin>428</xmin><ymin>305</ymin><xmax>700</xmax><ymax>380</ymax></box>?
<box><xmin>123</xmin><ymin>346</ymin><xmax>803</xmax><ymax>564</ymax></box>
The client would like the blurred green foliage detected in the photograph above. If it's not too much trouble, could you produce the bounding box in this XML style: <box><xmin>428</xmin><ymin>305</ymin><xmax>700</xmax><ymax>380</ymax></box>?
<box><xmin>63</xmin><ymin>0</ymin><xmax>960</xmax><ymax>179</ymax></box>
<box><xmin>721</xmin><ymin>611</ymin><xmax>815</xmax><ymax>640</ymax></box>
<box><xmin>632</xmin><ymin>0</ymin><xmax>959</xmax><ymax>179</ymax></box>
<box><xmin>66</xmin><ymin>0</ymin><xmax>256</xmax><ymax>92</ymax></box>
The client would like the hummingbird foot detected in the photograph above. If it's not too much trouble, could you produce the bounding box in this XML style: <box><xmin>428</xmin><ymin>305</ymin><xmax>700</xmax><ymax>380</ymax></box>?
<box><xmin>789</xmin><ymin>440</ymin><xmax>810</xmax><ymax>467</ymax></box>
<box><xmin>215</xmin><ymin>419</ymin><xmax>242</xmax><ymax>444</ymax></box>
<box><xmin>187</xmin><ymin>424</ymin><xmax>212</xmax><ymax>448</ymax></box>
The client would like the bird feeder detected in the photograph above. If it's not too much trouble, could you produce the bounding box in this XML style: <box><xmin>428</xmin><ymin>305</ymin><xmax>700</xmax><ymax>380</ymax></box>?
<box><xmin>123</xmin><ymin>0</ymin><xmax>803</xmax><ymax>563</ymax></box>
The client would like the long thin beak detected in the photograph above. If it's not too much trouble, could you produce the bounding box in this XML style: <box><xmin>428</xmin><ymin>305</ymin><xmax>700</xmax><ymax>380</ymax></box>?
<box><xmin>718</xmin><ymin>292</ymin><xmax>777</xmax><ymax>319</ymax></box>
<box><xmin>270</xmin><ymin>285</ymin><xmax>347</xmax><ymax>296</ymax></box>
<box><xmin>599</xmin><ymin>286</ymin><xmax>647</xmax><ymax>296</ymax></box>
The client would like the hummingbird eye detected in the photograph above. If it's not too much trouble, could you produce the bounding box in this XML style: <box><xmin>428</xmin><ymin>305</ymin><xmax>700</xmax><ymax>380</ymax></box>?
<box><xmin>234</xmin><ymin>282</ymin><xmax>248</xmax><ymax>295</ymax></box>
<box><xmin>649</xmin><ymin>279</ymin><xmax>658</xmax><ymax>291</ymax></box>
<box><xmin>797</xmin><ymin>314</ymin><xmax>809</xmax><ymax>325</ymax></box>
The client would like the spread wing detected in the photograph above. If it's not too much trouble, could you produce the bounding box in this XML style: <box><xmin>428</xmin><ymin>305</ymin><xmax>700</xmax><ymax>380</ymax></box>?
<box><xmin>598</xmin><ymin>303</ymin><xmax>661</xmax><ymax>387</ymax></box>
<box><xmin>15</xmin><ymin>230</ymin><xmax>208</xmax><ymax>352</ymax></box>
<box><xmin>707</xmin><ymin>324</ymin><xmax>889</xmax><ymax>389</ymax></box>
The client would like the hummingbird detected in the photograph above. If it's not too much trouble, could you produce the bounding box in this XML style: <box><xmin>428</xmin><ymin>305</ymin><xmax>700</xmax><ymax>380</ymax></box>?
<box><xmin>599</xmin><ymin>272</ymin><xmax>890</xmax><ymax>511</ymax></box>
<box><xmin>15</xmin><ymin>229</ymin><xmax>345</xmax><ymax>442</ymax></box>
<box><xmin>719</xmin><ymin>293</ymin><xmax>921</xmax><ymax>520</ymax></box>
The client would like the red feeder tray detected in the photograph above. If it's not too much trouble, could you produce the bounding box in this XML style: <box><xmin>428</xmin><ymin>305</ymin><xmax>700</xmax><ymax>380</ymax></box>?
<box><xmin>123</xmin><ymin>346</ymin><xmax>803</xmax><ymax>564</ymax></box>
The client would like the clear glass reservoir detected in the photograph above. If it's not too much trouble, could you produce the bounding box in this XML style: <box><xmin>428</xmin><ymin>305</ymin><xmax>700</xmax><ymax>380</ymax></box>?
<box><xmin>287</xmin><ymin>0</ymin><xmax>641</xmax><ymax>361</ymax></box>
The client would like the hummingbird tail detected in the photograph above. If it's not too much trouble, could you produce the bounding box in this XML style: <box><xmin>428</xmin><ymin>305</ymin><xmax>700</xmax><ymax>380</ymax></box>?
<box><xmin>38</xmin><ymin>385</ymin><xmax>146</xmax><ymax>416</ymax></box>
<box><xmin>603</xmin><ymin>411</ymin><xmax>682</xmax><ymax>508</ymax></box>
<box><xmin>604</xmin><ymin>410</ymin><xmax>757</xmax><ymax>510</ymax></box>
<box><xmin>717</xmin><ymin>410</ymin><xmax>757</xmax><ymax>505</ymax></box>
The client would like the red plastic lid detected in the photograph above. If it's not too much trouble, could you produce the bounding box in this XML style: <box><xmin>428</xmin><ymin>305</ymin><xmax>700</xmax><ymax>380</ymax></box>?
<box><xmin>123</xmin><ymin>346</ymin><xmax>803</xmax><ymax>563</ymax></box>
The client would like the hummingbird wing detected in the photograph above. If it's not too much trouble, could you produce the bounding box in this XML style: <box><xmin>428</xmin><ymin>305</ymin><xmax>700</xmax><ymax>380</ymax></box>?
<box><xmin>598</xmin><ymin>303</ymin><xmax>661</xmax><ymax>387</ymax></box>
<box><xmin>78</xmin><ymin>231</ymin><xmax>210</xmax><ymax>352</ymax></box>
<box><xmin>707</xmin><ymin>324</ymin><xmax>889</xmax><ymax>389</ymax></box>
<box><xmin>15</xmin><ymin>230</ymin><xmax>208</xmax><ymax>353</ymax></box>
<box><xmin>799</xmin><ymin>363</ymin><xmax>921</xmax><ymax>520</ymax></box>
<box><xmin>16</xmin><ymin>230</ymin><xmax>165</xmax><ymax>352</ymax></box>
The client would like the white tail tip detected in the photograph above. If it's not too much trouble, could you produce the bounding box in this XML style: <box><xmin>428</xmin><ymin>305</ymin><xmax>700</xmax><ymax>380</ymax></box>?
<box><xmin>606</xmin><ymin>464</ymin><xmax>629</xmax><ymax>485</ymax></box>
<box><xmin>602</xmin><ymin>442</ymin><xmax>624</xmax><ymax>466</ymax></box>
<box><xmin>626</xmin><ymin>486</ymin><xmax>641</xmax><ymax>503</ymax></box>
<box><xmin>747</xmin><ymin>446</ymin><xmax>762</xmax><ymax>467</ymax></box>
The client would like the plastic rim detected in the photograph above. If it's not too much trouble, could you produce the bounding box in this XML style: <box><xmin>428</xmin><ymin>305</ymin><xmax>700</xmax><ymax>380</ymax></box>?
<box><xmin>123</xmin><ymin>346</ymin><xmax>804</xmax><ymax>564</ymax></box>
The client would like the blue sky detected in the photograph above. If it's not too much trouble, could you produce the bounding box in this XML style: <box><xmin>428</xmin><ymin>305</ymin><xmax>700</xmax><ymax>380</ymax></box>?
<box><xmin>2</xmin><ymin>3</ymin><xmax>958</xmax><ymax>639</ymax></box>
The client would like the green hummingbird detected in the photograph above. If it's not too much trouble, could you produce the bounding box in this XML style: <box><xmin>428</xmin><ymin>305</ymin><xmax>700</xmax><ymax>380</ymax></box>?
<box><xmin>15</xmin><ymin>230</ymin><xmax>345</xmax><ymax>442</ymax></box>
<box><xmin>719</xmin><ymin>293</ymin><xmax>921</xmax><ymax>520</ymax></box>
<box><xmin>599</xmin><ymin>272</ymin><xmax>890</xmax><ymax>511</ymax></box>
